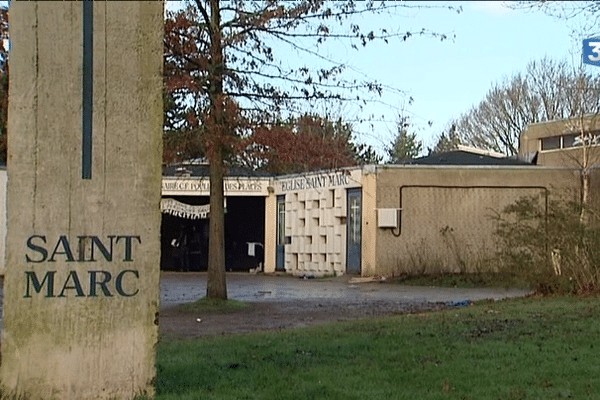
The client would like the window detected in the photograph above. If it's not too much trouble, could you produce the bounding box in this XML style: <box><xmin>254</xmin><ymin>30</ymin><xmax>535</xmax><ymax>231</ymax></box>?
<box><xmin>540</xmin><ymin>130</ymin><xmax>600</xmax><ymax>151</ymax></box>
<box><xmin>563</xmin><ymin>134</ymin><xmax>577</xmax><ymax>148</ymax></box>
<box><xmin>540</xmin><ymin>136</ymin><xmax>560</xmax><ymax>151</ymax></box>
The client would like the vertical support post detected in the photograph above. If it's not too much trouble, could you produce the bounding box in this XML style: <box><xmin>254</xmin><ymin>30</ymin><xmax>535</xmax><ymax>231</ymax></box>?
<box><xmin>0</xmin><ymin>2</ymin><xmax>164</xmax><ymax>399</ymax></box>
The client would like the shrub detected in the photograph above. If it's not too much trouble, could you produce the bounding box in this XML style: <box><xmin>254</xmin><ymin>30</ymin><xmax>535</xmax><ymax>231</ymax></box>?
<box><xmin>493</xmin><ymin>195</ymin><xmax>600</xmax><ymax>295</ymax></box>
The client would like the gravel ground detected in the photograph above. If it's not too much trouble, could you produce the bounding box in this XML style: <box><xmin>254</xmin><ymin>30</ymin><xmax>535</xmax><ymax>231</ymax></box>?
<box><xmin>0</xmin><ymin>273</ymin><xmax>532</xmax><ymax>338</ymax></box>
<box><xmin>158</xmin><ymin>272</ymin><xmax>531</xmax><ymax>339</ymax></box>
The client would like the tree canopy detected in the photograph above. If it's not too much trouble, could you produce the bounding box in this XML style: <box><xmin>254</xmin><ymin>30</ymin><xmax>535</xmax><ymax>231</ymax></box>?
<box><xmin>237</xmin><ymin>114</ymin><xmax>381</xmax><ymax>174</ymax></box>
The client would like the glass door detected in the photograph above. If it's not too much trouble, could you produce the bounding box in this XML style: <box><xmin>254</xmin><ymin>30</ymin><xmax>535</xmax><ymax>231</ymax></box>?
<box><xmin>346</xmin><ymin>189</ymin><xmax>362</xmax><ymax>274</ymax></box>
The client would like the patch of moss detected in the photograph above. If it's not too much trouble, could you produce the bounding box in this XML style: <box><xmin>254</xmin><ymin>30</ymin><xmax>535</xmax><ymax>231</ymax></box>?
<box><xmin>178</xmin><ymin>297</ymin><xmax>249</xmax><ymax>314</ymax></box>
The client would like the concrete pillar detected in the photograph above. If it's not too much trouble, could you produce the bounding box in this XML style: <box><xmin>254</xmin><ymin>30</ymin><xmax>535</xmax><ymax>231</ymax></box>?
<box><xmin>0</xmin><ymin>167</ymin><xmax>6</xmax><ymax>276</ymax></box>
<box><xmin>0</xmin><ymin>2</ymin><xmax>163</xmax><ymax>399</ymax></box>
<box><xmin>361</xmin><ymin>167</ymin><xmax>378</xmax><ymax>277</ymax></box>
<box><xmin>264</xmin><ymin>186</ymin><xmax>277</xmax><ymax>273</ymax></box>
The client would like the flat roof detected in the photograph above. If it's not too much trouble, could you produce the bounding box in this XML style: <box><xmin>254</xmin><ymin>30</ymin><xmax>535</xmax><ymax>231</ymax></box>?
<box><xmin>408</xmin><ymin>150</ymin><xmax>532</xmax><ymax>166</ymax></box>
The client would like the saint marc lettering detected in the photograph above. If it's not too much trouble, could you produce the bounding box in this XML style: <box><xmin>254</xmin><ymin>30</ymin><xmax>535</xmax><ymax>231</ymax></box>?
<box><xmin>24</xmin><ymin>269</ymin><xmax>140</xmax><ymax>298</ymax></box>
<box><xmin>26</xmin><ymin>234</ymin><xmax>141</xmax><ymax>263</ymax></box>
<box><xmin>23</xmin><ymin>234</ymin><xmax>142</xmax><ymax>298</ymax></box>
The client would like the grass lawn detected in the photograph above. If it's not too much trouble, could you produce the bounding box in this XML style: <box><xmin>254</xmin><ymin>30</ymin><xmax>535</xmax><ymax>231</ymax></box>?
<box><xmin>156</xmin><ymin>296</ymin><xmax>600</xmax><ymax>399</ymax></box>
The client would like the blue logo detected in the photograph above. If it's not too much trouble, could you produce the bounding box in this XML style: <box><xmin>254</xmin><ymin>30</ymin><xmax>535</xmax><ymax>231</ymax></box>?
<box><xmin>583</xmin><ymin>38</ymin><xmax>600</xmax><ymax>67</ymax></box>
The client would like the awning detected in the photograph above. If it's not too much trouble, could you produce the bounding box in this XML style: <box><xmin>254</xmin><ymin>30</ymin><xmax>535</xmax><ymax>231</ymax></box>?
<box><xmin>160</xmin><ymin>198</ymin><xmax>210</xmax><ymax>220</ymax></box>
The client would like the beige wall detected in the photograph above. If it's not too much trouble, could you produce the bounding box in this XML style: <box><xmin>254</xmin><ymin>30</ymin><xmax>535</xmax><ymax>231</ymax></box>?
<box><xmin>369</xmin><ymin>166</ymin><xmax>582</xmax><ymax>276</ymax></box>
<box><xmin>537</xmin><ymin>147</ymin><xmax>600</xmax><ymax>167</ymax></box>
<box><xmin>267</xmin><ymin>164</ymin><xmax>588</xmax><ymax>277</ymax></box>
<box><xmin>361</xmin><ymin>166</ymin><xmax>378</xmax><ymax>276</ymax></box>
<box><xmin>1</xmin><ymin>3</ymin><xmax>163</xmax><ymax>399</ymax></box>
<box><xmin>264</xmin><ymin>191</ymin><xmax>277</xmax><ymax>273</ymax></box>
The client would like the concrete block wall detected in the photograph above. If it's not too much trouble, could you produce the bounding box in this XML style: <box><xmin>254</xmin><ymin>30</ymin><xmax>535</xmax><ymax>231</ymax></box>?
<box><xmin>274</xmin><ymin>169</ymin><xmax>361</xmax><ymax>276</ymax></box>
<box><xmin>286</xmin><ymin>187</ymin><xmax>345</xmax><ymax>274</ymax></box>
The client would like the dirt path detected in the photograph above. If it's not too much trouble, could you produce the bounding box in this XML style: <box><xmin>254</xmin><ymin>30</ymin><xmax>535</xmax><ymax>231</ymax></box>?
<box><xmin>159</xmin><ymin>299</ymin><xmax>451</xmax><ymax>339</ymax></box>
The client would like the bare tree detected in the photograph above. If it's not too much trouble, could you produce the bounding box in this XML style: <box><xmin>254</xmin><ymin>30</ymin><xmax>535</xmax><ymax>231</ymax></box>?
<box><xmin>527</xmin><ymin>57</ymin><xmax>575</xmax><ymax>119</ymax></box>
<box><xmin>453</xmin><ymin>73</ymin><xmax>539</xmax><ymax>155</ymax></box>
<box><xmin>510</xmin><ymin>1</ymin><xmax>600</xmax><ymax>36</ymax></box>
<box><xmin>452</xmin><ymin>57</ymin><xmax>600</xmax><ymax>156</ymax></box>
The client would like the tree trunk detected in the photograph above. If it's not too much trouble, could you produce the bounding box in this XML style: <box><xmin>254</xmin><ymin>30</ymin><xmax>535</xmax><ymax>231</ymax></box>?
<box><xmin>578</xmin><ymin>113</ymin><xmax>590</xmax><ymax>226</ymax></box>
<box><xmin>207</xmin><ymin>143</ymin><xmax>227</xmax><ymax>299</ymax></box>
<box><xmin>580</xmin><ymin>167</ymin><xmax>590</xmax><ymax>226</ymax></box>
<box><xmin>206</xmin><ymin>0</ymin><xmax>227</xmax><ymax>299</ymax></box>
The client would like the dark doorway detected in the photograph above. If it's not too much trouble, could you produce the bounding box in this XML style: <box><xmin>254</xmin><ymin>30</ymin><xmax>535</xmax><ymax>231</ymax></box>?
<box><xmin>224</xmin><ymin>197</ymin><xmax>265</xmax><ymax>271</ymax></box>
<box><xmin>161</xmin><ymin>196</ymin><xmax>265</xmax><ymax>271</ymax></box>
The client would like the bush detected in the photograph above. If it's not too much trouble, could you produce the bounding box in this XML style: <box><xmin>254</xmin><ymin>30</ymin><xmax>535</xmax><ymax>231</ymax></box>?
<box><xmin>493</xmin><ymin>195</ymin><xmax>600</xmax><ymax>295</ymax></box>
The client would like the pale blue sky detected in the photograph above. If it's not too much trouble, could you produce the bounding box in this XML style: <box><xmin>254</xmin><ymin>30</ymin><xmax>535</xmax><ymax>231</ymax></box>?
<box><xmin>324</xmin><ymin>1</ymin><xmax>597</xmax><ymax>154</ymax></box>
<box><xmin>3</xmin><ymin>1</ymin><xmax>597</xmax><ymax>156</ymax></box>
<box><xmin>163</xmin><ymin>1</ymin><xmax>598</xmax><ymax>155</ymax></box>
